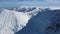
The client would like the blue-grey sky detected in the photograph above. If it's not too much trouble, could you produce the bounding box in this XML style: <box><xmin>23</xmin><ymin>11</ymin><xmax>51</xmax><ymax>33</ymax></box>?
<box><xmin>0</xmin><ymin>0</ymin><xmax>60</xmax><ymax>8</ymax></box>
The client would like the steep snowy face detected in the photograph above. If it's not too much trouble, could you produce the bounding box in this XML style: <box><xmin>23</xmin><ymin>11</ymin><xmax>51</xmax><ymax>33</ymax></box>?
<box><xmin>0</xmin><ymin>9</ymin><xmax>16</xmax><ymax>34</ymax></box>
<box><xmin>0</xmin><ymin>9</ymin><xmax>28</xmax><ymax>34</ymax></box>
<box><xmin>0</xmin><ymin>8</ymin><xmax>40</xmax><ymax>34</ymax></box>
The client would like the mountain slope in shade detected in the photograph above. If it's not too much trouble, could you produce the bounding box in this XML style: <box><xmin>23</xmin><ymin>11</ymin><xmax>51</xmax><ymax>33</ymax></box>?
<box><xmin>15</xmin><ymin>9</ymin><xmax>60</xmax><ymax>34</ymax></box>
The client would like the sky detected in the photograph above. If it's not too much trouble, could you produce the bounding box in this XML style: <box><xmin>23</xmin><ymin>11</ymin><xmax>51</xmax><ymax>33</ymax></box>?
<box><xmin>0</xmin><ymin>0</ymin><xmax>60</xmax><ymax>8</ymax></box>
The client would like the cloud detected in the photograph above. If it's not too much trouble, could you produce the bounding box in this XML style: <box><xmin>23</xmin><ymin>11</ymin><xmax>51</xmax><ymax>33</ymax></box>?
<box><xmin>42</xmin><ymin>0</ymin><xmax>60</xmax><ymax>6</ymax></box>
<box><xmin>0</xmin><ymin>0</ymin><xmax>43</xmax><ymax>1</ymax></box>
<box><xmin>0</xmin><ymin>0</ymin><xmax>60</xmax><ymax>8</ymax></box>
<box><xmin>0</xmin><ymin>1</ymin><xmax>44</xmax><ymax>8</ymax></box>
<box><xmin>44</xmin><ymin>0</ymin><xmax>60</xmax><ymax>3</ymax></box>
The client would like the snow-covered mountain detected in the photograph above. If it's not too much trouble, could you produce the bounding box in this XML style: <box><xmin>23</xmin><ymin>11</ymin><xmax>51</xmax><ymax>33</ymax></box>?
<box><xmin>0</xmin><ymin>6</ymin><xmax>60</xmax><ymax>34</ymax></box>
<box><xmin>0</xmin><ymin>6</ymin><xmax>42</xmax><ymax>34</ymax></box>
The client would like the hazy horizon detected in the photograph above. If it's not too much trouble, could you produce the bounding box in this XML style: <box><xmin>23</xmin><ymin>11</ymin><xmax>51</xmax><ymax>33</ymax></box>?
<box><xmin>0</xmin><ymin>0</ymin><xmax>60</xmax><ymax>8</ymax></box>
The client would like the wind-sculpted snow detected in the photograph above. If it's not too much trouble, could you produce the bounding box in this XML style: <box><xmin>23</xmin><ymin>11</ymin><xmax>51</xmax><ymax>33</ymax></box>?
<box><xmin>0</xmin><ymin>8</ymin><xmax>40</xmax><ymax>34</ymax></box>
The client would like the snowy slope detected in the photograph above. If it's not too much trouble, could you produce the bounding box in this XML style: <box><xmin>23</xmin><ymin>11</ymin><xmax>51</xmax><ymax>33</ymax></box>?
<box><xmin>0</xmin><ymin>7</ymin><xmax>40</xmax><ymax>34</ymax></box>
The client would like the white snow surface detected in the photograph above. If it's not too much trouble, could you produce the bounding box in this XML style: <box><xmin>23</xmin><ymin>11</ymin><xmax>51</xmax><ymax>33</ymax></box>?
<box><xmin>0</xmin><ymin>8</ymin><xmax>40</xmax><ymax>34</ymax></box>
